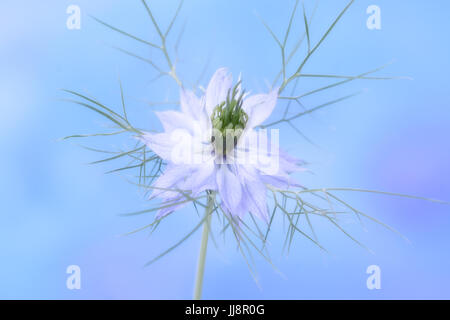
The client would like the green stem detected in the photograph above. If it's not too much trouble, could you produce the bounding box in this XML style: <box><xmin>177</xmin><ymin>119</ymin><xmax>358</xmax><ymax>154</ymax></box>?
<box><xmin>193</xmin><ymin>192</ymin><xmax>215</xmax><ymax>300</ymax></box>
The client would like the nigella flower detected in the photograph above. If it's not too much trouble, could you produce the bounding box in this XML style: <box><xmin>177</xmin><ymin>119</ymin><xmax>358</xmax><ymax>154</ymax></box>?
<box><xmin>139</xmin><ymin>68</ymin><xmax>303</xmax><ymax>221</ymax></box>
<box><xmin>65</xmin><ymin>0</ymin><xmax>448</xmax><ymax>301</ymax></box>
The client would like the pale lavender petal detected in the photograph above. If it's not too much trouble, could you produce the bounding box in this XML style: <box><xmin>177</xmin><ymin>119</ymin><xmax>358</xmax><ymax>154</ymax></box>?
<box><xmin>196</xmin><ymin>95</ymin><xmax>212</xmax><ymax>133</ymax></box>
<box><xmin>216</xmin><ymin>165</ymin><xmax>242</xmax><ymax>215</ymax></box>
<box><xmin>278</xmin><ymin>149</ymin><xmax>306</xmax><ymax>174</ymax></box>
<box><xmin>150</xmin><ymin>164</ymin><xmax>192</xmax><ymax>199</ymax></box>
<box><xmin>156</xmin><ymin>196</ymin><xmax>189</xmax><ymax>218</ymax></box>
<box><xmin>238</xmin><ymin>166</ymin><xmax>269</xmax><ymax>222</ymax></box>
<box><xmin>205</xmin><ymin>68</ymin><xmax>233</xmax><ymax>116</ymax></box>
<box><xmin>199</xmin><ymin>171</ymin><xmax>218</xmax><ymax>191</ymax></box>
<box><xmin>234</xmin><ymin>197</ymin><xmax>249</xmax><ymax>220</ymax></box>
<box><xmin>138</xmin><ymin>132</ymin><xmax>176</xmax><ymax>161</ymax></box>
<box><xmin>155</xmin><ymin>163</ymin><xmax>216</xmax><ymax>218</ymax></box>
<box><xmin>182</xmin><ymin>161</ymin><xmax>217</xmax><ymax>194</ymax></box>
<box><xmin>155</xmin><ymin>110</ymin><xmax>196</xmax><ymax>133</ymax></box>
<box><xmin>260</xmin><ymin>174</ymin><xmax>301</xmax><ymax>189</ymax></box>
<box><xmin>180</xmin><ymin>89</ymin><xmax>202</xmax><ymax>119</ymax></box>
<box><xmin>236</xmin><ymin>134</ymin><xmax>283</xmax><ymax>176</ymax></box>
<box><xmin>242</xmin><ymin>88</ymin><xmax>279</xmax><ymax>128</ymax></box>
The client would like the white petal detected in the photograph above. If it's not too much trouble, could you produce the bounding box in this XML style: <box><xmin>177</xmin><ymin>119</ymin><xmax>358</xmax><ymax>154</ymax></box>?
<box><xmin>154</xmin><ymin>162</ymin><xmax>216</xmax><ymax>218</ymax></box>
<box><xmin>197</xmin><ymin>95</ymin><xmax>212</xmax><ymax>134</ymax></box>
<box><xmin>180</xmin><ymin>89</ymin><xmax>202</xmax><ymax>119</ymax></box>
<box><xmin>183</xmin><ymin>161</ymin><xmax>216</xmax><ymax>194</ymax></box>
<box><xmin>201</xmin><ymin>173</ymin><xmax>218</xmax><ymax>191</ymax></box>
<box><xmin>237</xmin><ymin>166</ymin><xmax>269</xmax><ymax>222</ymax></box>
<box><xmin>179</xmin><ymin>91</ymin><xmax>212</xmax><ymax>136</ymax></box>
<box><xmin>138</xmin><ymin>132</ymin><xmax>175</xmax><ymax>161</ymax></box>
<box><xmin>242</xmin><ymin>88</ymin><xmax>279</xmax><ymax>128</ymax></box>
<box><xmin>278</xmin><ymin>149</ymin><xmax>306</xmax><ymax>174</ymax></box>
<box><xmin>155</xmin><ymin>110</ymin><xmax>196</xmax><ymax>133</ymax></box>
<box><xmin>150</xmin><ymin>164</ymin><xmax>191</xmax><ymax>199</ymax></box>
<box><xmin>234</xmin><ymin>129</ymin><xmax>283</xmax><ymax>176</ymax></box>
<box><xmin>216</xmin><ymin>165</ymin><xmax>242</xmax><ymax>214</ymax></box>
<box><xmin>205</xmin><ymin>68</ymin><xmax>233</xmax><ymax>116</ymax></box>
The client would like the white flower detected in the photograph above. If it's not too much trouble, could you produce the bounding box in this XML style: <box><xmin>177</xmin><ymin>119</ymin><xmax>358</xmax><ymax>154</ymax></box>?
<box><xmin>140</xmin><ymin>68</ymin><xmax>303</xmax><ymax>221</ymax></box>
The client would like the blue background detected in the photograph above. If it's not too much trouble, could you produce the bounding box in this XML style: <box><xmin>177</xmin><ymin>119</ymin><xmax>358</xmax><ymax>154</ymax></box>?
<box><xmin>0</xmin><ymin>0</ymin><xmax>449</xmax><ymax>299</ymax></box>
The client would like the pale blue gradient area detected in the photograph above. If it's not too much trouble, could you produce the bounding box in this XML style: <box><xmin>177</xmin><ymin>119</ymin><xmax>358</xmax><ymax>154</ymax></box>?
<box><xmin>0</xmin><ymin>0</ymin><xmax>449</xmax><ymax>299</ymax></box>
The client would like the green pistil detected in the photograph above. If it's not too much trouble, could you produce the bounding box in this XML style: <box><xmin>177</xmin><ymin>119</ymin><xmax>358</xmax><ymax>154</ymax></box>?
<box><xmin>211</xmin><ymin>82</ymin><xmax>248</xmax><ymax>157</ymax></box>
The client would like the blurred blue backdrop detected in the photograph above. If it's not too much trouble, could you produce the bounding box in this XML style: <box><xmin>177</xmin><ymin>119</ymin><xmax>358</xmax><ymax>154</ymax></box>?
<box><xmin>0</xmin><ymin>0</ymin><xmax>449</xmax><ymax>299</ymax></box>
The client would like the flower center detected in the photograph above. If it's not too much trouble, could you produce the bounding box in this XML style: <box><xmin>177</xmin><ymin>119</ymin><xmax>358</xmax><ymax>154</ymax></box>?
<box><xmin>210</xmin><ymin>82</ymin><xmax>248</xmax><ymax>158</ymax></box>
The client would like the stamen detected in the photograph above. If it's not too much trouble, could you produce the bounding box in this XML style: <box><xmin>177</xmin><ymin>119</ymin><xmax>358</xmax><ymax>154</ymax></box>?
<box><xmin>211</xmin><ymin>82</ymin><xmax>248</xmax><ymax>158</ymax></box>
